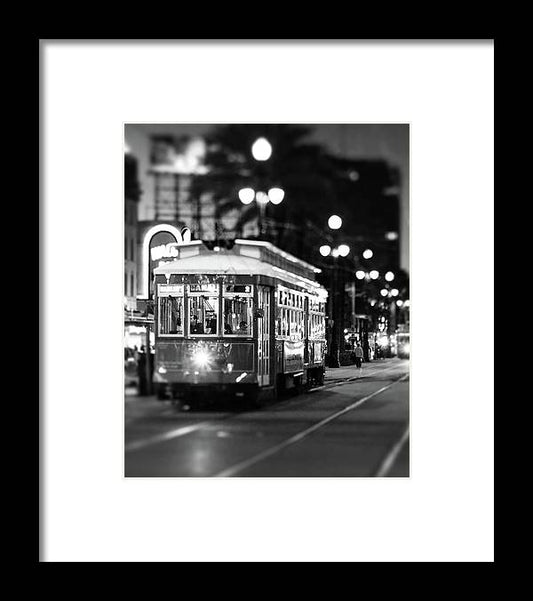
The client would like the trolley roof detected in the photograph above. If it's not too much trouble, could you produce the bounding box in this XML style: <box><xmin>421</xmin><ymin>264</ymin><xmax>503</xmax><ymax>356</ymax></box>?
<box><xmin>153</xmin><ymin>239</ymin><xmax>327</xmax><ymax>297</ymax></box>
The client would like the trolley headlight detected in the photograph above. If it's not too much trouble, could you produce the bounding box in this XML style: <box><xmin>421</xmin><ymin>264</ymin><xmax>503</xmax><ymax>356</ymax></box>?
<box><xmin>192</xmin><ymin>349</ymin><xmax>211</xmax><ymax>369</ymax></box>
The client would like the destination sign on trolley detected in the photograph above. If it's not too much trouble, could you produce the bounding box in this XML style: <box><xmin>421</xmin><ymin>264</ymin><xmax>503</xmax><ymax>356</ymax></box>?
<box><xmin>158</xmin><ymin>284</ymin><xmax>184</xmax><ymax>296</ymax></box>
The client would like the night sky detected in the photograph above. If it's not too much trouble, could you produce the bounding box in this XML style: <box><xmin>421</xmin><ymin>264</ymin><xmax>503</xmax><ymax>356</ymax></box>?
<box><xmin>125</xmin><ymin>123</ymin><xmax>409</xmax><ymax>270</ymax></box>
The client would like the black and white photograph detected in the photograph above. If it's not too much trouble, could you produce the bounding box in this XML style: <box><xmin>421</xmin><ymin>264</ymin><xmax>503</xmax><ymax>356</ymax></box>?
<box><xmin>124</xmin><ymin>123</ymin><xmax>410</xmax><ymax>477</ymax></box>
<box><xmin>42</xmin><ymin>40</ymin><xmax>494</xmax><ymax>562</ymax></box>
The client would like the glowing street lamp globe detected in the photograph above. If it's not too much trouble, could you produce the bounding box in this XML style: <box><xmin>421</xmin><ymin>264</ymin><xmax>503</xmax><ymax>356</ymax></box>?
<box><xmin>268</xmin><ymin>187</ymin><xmax>285</xmax><ymax>204</ymax></box>
<box><xmin>385</xmin><ymin>271</ymin><xmax>395</xmax><ymax>282</ymax></box>
<box><xmin>391</xmin><ymin>288</ymin><xmax>399</xmax><ymax>297</ymax></box>
<box><xmin>369</xmin><ymin>270</ymin><xmax>379</xmax><ymax>280</ymax></box>
<box><xmin>251</xmin><ymin>137</ymin><xmax>272</xmax><ymax>161</ymax></box>
<box><xmin>380</xmin><ymin>289</ymin><xmax>389</xmax><ymax>297</ymax></box>
<box><xmin>363</xmin><ymin>249</ymin><xmax>373</xmax><ymax>259</ymax></box>
<box><xmin>238</xmin><ymin>187</ymin><xmax>255</xmax><ymax>205</ymax></box>
<box><xmin>328</xmin><ymin>215</ymin><xmax>342</xmax><ymax>230</ymax></box>
<box><xmin>355</xmin><ymin>270</ymin><xmax>366</xmax><ymax>280</ymax></box>
<box><xmin>319</xmin><ymin>245</ymin><xmax>332</xmax><ymax>257</ymax></box>
<box><xmin>337</xmin><ymin>244</ymin><xmax>350</xmax><ymax>257</ymax></box>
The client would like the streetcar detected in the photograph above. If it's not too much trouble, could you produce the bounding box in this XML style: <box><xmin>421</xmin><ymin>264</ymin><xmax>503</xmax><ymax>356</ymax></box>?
<box><xmin>396</xmin><ymin>332</ymin><xmax>410</xmax><ymax>359</ymax></box>
<box><xmin>152</xmin><ymin>239</ymin><xmax>328</xmax><ymax>405</ymax></box>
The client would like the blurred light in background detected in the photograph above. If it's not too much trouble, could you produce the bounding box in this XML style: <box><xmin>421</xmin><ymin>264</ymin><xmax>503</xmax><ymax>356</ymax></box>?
<box><xmin>331</xmin><ymin>248</ymin><xmax>340</xmax><ymax>258</ymax></box>
<box><xmin>391</xmin><ymin>288</ymin><xmax>399</xmax><ymax>296</ymax></box>
<box><xmin>337</xmin><ymin>244</ymin><xmax>350</xmax><ymax>257</ymax></box>
<box><xmin>385</xmin><ymin>232</ymin><xmax>399</xmax><ymax>241</ymax></box>
<box><xmin>385</xmin><ymin>271</ymin><xmax>395</xmax><ymax>282</ymax></box>
<box><xmin>363</xmin><ymin>249</ymin><xmax>373</xmax><ymax>259</ymax></box>
<box><xmin>251</xmin><ymin>137</ymin><xmax>272</xmax><ymax>161</ymax></box>
<box><xmin>238</xmin><ymin>187</ymin><xmax>255</xmax><ymax>205</ymax></box>
<box><xmin>268</xmin><ymin>187</ymin><xmax>285</xmax><ymax>204</ymax></box>
<box><xmin>396</xmin><ymin>299</ymin><xmax>403</xmax><ymax>306</ymax></box>
<box><xmin>404</xmin><ymin>300</ymin><xmax>410</xmax><ymax>307</ymax></box>
<box><xmin>328</xmin><ymin>215</ymin><xmax>342</xmax><ymax>230</ymax></box>
<box><xmin>255</xmin><ymin>191</ymin><xmax>269</xmax><ymax>204</ymax></box>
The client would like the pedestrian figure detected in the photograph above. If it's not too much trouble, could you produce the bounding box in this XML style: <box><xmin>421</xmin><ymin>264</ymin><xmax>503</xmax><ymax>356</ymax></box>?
<box><xmin>137</xmin><ymin>351</ymin><xmax>147</xmax><ymax>395</ymax></box>
<box><xmin>354</xmin><ymin>342</ymin><xmax>364</xmax><ymax>377</ymax></box>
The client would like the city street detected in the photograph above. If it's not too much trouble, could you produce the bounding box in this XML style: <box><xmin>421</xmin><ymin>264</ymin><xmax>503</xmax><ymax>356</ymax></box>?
<box><xmin>125</xmin><ymin>358</ymin><xmax>409</xmax><ymax>477</ymax></box>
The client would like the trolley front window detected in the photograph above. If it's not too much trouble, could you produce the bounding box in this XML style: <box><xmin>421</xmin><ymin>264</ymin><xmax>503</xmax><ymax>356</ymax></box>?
<box><xmin>223</xmin><ymin>296</ymin><xmax>253</xmax><ymax>336</ymax></box>
<box><xmin>188</xmin><ymin>294</ymin><xmax>219</xmax><ymax>336</ymax></box>
<box><xmin>158</xmin><ymin>284</ymin><xmax>184</xmax><ymax>337</ymax></box>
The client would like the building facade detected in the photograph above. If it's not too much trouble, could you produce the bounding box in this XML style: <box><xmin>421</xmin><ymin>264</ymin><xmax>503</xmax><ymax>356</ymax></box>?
<box><xmin>124</xmin><ymin>153</ymin><xmax>140</xmax><ymax>310</ymax></box>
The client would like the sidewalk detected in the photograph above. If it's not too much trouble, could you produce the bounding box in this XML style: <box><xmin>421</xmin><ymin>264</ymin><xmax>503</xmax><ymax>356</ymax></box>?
<box><xmin>324</xmin><ymin>358</ymin><xmax>397</xmax><ymax>382</ymax></box>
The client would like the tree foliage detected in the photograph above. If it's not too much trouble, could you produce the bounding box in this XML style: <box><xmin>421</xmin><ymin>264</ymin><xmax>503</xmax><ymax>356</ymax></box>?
<box><xmin>191</xmin><ymin>124</ymin><xmax>341</xmax><ymax>257</ymax></box>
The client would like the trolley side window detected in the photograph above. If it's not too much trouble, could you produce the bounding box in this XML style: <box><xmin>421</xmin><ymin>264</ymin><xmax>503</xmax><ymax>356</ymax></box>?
<box><xmin>308</xmin><ymin>295</ymin><xmax>326</xmax><ymax>340</ymax></box>
<box><xmin>223</xmin><ymin>295</ymin><xmax>253</xmax><ymax>336</ymax></box>
<box><xmin>188</xmin><ymin>292</ymin><xmax>219</xmax><ymax>336</ymax></box>
<box><xmin>158</xmin><ymin>284</ymin><xmax>184</xmax><ymax>337</ymax></box>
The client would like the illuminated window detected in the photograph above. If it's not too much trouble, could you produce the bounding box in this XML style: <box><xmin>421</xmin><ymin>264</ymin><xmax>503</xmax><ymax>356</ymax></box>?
<box><xmin>159</xmin><ymin>296</ymin><xmax>184</xmax><ymax>336</ymax></box>
<box><xmin>188</xmin><ymin>288</ymin><xmax>219</xmax><ymax>336</ymax></box>
<box><xmin>223</xmin><ymin>296</ymin><xmax>253</xmax><ymax>336</ymax></box>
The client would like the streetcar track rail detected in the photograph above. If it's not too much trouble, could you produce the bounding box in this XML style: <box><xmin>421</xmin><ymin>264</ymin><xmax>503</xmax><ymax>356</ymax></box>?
<box><xmin>125</xmin><ymin>362</ymin><xmax>408</xmax><ymax>455</ymax></box>
<box><xmin>213</xmin><ymin>373</ymin><xmax>409</xmax><ymax>477</ymax></box>
<box><xmin>373</xmin><ymin>424</ymin><xmax>410</xmax><ymax>477</ymax></box>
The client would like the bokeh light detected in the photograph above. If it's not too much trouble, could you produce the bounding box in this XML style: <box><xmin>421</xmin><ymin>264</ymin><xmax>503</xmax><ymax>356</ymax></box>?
<box><xmin>251</xmin><ymin>137</ymin><xmax>272</xmax><ymax>161</ymax></box>
<box><xmin>238</xmin><ymin>187</ymin><xmax>255</xmax><ymax>205</ymax></box>
<box><xmin>268</xmin><ymin>187</ymin><xmax>285</xmax><ymax>204</ymax></box>
<box><xmin>328</xmin><ymin>215</ymin><xmax>342</xmax><ymax>230</ymax></box>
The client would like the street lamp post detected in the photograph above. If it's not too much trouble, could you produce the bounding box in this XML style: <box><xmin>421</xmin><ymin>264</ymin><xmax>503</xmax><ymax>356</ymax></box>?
<box><xmin>320</xmin><ymin>222</ymin><xmax>350</xmax><ymax>368</ymax></box>
<box><xmin>238</xmin><ymin>138</ymin><xmax>284</xmax><ymax>240</ymax></box>
<box><xmin>356</xmin><ymin>266</ymin><xmax>389</xmax><ymax>361</ymax></box>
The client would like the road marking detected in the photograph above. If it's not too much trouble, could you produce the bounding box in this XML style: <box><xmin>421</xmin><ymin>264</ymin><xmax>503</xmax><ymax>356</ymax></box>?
<box><xmin>125</xmin><ymin>363</ymin><xmax>408</xmax><ymax>453</ymax></box>
<box><xmin>125</xmin><ymin>422</ymin><xmax>211</xmax><ymax>453</ymax></box>
<box><xmin>374</xmin><ymin>424</ymin><xmax>410</xmax><ymax>477</ymax></box>
<box><xmin>214</xmin><ymin>373</ymin><xmax>409</xmax><ymax>477</ymax></box>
